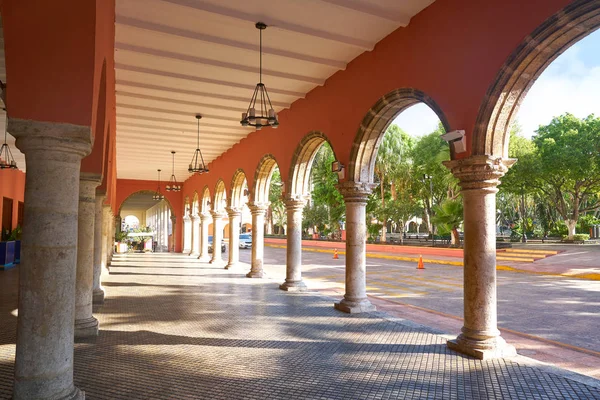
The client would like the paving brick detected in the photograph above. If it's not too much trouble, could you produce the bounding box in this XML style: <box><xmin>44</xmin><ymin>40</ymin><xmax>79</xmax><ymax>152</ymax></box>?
<box><xmin>0</xmin><ymin>253</ymin><xmax>599</xmax><ymax>399</ymax></box>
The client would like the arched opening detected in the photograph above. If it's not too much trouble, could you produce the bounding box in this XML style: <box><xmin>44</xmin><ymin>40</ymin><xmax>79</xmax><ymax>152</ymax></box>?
<box><xmin>118</xmin><ymin>190</ymin><xmax>174</xmax><ymax>252</ymax></box>
<box><xmin>231</xmin><ymin>169</ymin><xmax>251</xmax><ymax>233</ymax></box>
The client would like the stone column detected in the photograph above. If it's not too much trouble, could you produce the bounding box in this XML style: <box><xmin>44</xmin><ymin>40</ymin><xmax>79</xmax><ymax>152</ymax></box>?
<box><xmin>101</xmin><ymin>204</ymin><xmax>111</xmax><ymax>269</ymax></box>
<box><xmin>247</xmin><ymin>202</ymin><xmax>268</xmax><ymax>278</ymax></box>
<box><xmin>170</xmin><ymin>215</ymin><xmax>177</xmax><ymax>252</ymax></box>
<box><xmin>182</xmin><ymin>215</ymin><xmax>192</xmax><ymax>254</ymax></box>
<box><xmin>198</xmin><ymin>213</ymin><xmax>211</xmax><ymax>261</ymax></box>
<box><xmin>75</xmin><ymin>173</ymin><xmax>101</xmax><ymax>339</ymax></box>
<box><xmin>280</xmin><ymin>198</ymin><xmax>307</xmax><ymax>291</ymax></box>
<box><xmin>209</xmin><ymin>211</ymin><xmax>226</xmax><ymax>264</ymax></box>
<box><xmin>93</xmin><ymin>193</ymin><xmax>106</xmax><ymax>304</ymax></box>
<box><xmin>11</xmin><ymin>119</ymin><xmax>91</xmax><ymax>400</ymax></box>
<box><xmin>334</xmin><ymin>182</ymin><xmax>376</xmax><ymax>313</ymax></box>
<box><xmin>444</xmin><ymin>156</ymin><xmax>516</xmax><ymax>360</ymax></box>
<box><xmin>190</xmin><ymin>215</ymin><xmax>201</xmax><ymax>256</ymax></box>
<box><xmin>225</xmin><ymin>207</ymin><xmax>241</xmax><ymax>269</ymax></box>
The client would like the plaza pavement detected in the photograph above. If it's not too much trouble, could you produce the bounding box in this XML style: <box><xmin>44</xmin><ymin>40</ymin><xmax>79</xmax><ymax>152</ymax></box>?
<box><xmin>1</xmin><ymin>252</ymin><xmax>599</xmax><ymax>399</ymax></box>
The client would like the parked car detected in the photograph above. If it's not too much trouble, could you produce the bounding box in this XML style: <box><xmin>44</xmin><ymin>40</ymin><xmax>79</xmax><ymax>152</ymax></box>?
<box><xmin>239</xmin><ymin>233</ymin><xmax>252</xmax><ymax>249</ymax></box>
<box><xmin>208</xmin><ymin>235</ymin><xmax>226</xmax><ymax>253</ymax></box>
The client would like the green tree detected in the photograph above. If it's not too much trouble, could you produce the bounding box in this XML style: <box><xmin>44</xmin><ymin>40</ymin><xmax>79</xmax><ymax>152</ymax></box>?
<box><xmin>268</xmin><ymin>168</ymin><xmax>285</xmax><ymax>234</ymax></box>
<box><xmin>507</xmin><ymin>114</ymin><xmax>600</xmax><ymax>239</ymax></box>
<box><xmin>431</xmin><ymin>198</ymin><xmax>464</xmax><ymax>246</ymax></box>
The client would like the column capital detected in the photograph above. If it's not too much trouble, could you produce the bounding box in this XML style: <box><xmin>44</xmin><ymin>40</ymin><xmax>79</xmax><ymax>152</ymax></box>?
<box><xmin>248</xmin><ymin>202</ymin><xmax>269</xmax><ymax>215</ymax></box>
<box><xmin>336</xmin><ymin>181</ymin><xmax>375</xmax><ymax>202</ymax></box>
<box><xmin>200</xmin><ymin>212</ymin><xmax>212</xmax><ymax>222</ymax></box>
<box><xmin>191</xmin><ymin>214</ymin><xmax>201</xmax><ymax>222</ymax></box>
<box><xmin>284</xmin><ymin>198</ymin><xmax>306</xmax><ymax>211</ymax></box>
<box><xmin>79</xmin><ymin>173</ymin><xmax>102</xmax><ymax>204</ymax></box>
<box><xmin>443</xmin><ymin>156</ymin><xmax>515</xmax><ymax>193</ymax></box>
<box><xmin>183</xmin><ymin>215</ymin><xmax>191</xmax><ymax>222</ymax></box>
<box><xmin>225</xmin><ymin>206</ymin><xmax>242</xmax><ymax>217</ymax></box>
<box><xmin>10</xmin><ymin>118</ymin><xmax>92</xmax><ymax>159</ymax></box>
<box><xmin>211</xmin><ymin>210</ymin><xmax>227</xmax><ymax>219</ymax></box>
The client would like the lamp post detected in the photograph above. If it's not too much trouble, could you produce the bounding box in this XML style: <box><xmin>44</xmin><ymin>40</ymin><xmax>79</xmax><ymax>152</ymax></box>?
<box><xmin>423</xmin><ymin>174</ymin><xmax>434</xmax><ymax>242</ymax></box>
<box><xmin>520</xmin><ymin>185</ymin><xmax>527</xmax><ymax>243</ymax></box>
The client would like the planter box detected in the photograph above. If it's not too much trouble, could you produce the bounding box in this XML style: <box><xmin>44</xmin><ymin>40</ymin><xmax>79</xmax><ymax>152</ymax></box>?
<box><xmin>0</xmin><ymin>241</ymin><xmax>16</xmax><ymax>270</ymax></box>
<box><xmin>116</xmin><ymin>242</ymin><xmax>128</xmax><ymax>253</ymax></box>
<box><xmin>14</xmin><ymin>240</ymin><xmax>21</xmax><ymax>264</ymax></box>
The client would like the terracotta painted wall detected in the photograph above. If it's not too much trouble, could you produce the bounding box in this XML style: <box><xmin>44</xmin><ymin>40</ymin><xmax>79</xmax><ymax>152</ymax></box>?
<box><xmin>0</xmin><ymin>169</ymin><xmax>25</xmax><ymax>231</ymax></box>
<box><xmin>180</xmin><ymin>0</ymin><xmax>573</xmax><ymax>201</ymax></box>
<box><xmin>116</xmin><ymin>179</ymin><xmax>183</xmax><ymax>252</ymax></box>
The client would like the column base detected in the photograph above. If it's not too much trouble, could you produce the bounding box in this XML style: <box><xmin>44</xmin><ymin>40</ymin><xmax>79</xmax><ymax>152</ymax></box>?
<box><xmin>14</xmin><ymin>384</ymin><xmax>85</xmax><ymax>400</ymax></box>
<box><xmin>92</xmin><ymin>289</ymin><xmax>105</xmax><ymax>305</ymax></box>
<box><xmin>224</xmin><ymin>262</ymin><xmax>238</xmax><ymax>270</ymax></box>
<box><xmin>246</xmin><ymin>269</ymin><xmax>265</xmax><ymax>278</ymax></box>
<box><xmin>279</xmin><ymin>280</ymin><xmax>307</xmax><ymax>292</ymax></box>
<box><xmin>334</xmin><ymin>298</ymin><xmax>376</xmax><ymax>314</ymax></box>
<box><xmin>74</xmin><ymin>317</ymin><xmax>99</xmax><ymax>339</ymax></box>
<box><xmin>209</xmin><ymin>258</ymin><xmax>223</xmax><ymax>265</ymax></box>
<box><xmin>447</xmin><ymin>334</ymin><xmax>517</xmax><ymax>360</ymax></box>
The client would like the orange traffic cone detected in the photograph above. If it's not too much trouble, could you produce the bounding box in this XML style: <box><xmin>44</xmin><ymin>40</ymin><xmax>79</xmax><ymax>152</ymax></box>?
<box><xmin>333</xmin><ymin>249</ymin><xmax>339</xmax><ymax>259</ymax></box>
<box><xmin>417</xmin><ymin>254</ymin><xmax>425</xmax><ymax>269</ymax></box>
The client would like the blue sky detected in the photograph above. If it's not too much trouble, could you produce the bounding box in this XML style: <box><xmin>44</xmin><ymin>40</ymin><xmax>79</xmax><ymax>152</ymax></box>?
<box><xmin>393</xmin><ymin>29</ymin><xmax>600</xmax><ymax>139</ymax></box>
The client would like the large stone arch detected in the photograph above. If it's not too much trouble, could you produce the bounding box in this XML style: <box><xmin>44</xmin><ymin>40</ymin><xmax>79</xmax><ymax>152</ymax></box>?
<box><xmin>230</xmin><ymin>169</ymin><xmax>248</xmax><ymax>208</ymax></box>
<box><xmin>348</xmin><ymin>88</ymin><xmax>450</xmax><ymax>184</ymax></box>
<box><xmin>252</xmin><ymin>154</ymin><xmax>279</xmax><ymax>204</ymax></box>
<box><xmin>472</xmin><ymin>0</ymin><xmax>600</xmax><ymax>158</ymax></box>
<box><xmin>200</xmin><ymin>186</ymin><xmax>211</xmax><ymax>213</ymax></box>
<box><xmin>117</xmin><ymin>189</ymin><xmax>175</xmax><ymax>217</ymax></box>
<box><xmin>213</xmin><ymin>179</ymin><xmax>227</xmax><ymax>212</ymax></box>
<box><xmin>288</xmin><ymin>131</ymin><xmax>338</xmax><ymax>199</ymax></box>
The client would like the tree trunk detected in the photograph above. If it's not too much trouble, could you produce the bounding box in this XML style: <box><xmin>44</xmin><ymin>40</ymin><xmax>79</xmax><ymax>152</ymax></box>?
<box><xmin>566</xmin><ymin>219</ymin><xmax>577</xmax><ymax>240</ymax></box>
<box><xmin>451</xmin><ymin>227</ymin><xmax>460</xmax><ymax>247</ymax></box>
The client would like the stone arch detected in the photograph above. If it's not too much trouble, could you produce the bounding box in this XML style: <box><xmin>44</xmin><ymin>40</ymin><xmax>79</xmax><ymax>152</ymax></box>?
<box><xmin>191</xmin><ymin>192</ymin><xmax>199</xmax><ymax>216</ymax></box>
<box><xmin>200</xmin><ymin>186</ymin><xmax>211</xmax><ymax>213</ymax></box>
<box><xmin>348</xmin><ymin>88</ymin><xmax>450</xmax><ymax>184</ymax></box>
<box><xmin>252</xmin><ymin>154</ymin><xmax>279</xmax><ymax>203</ymax></box>
<box><xmin>117</xmin><ymin>190</ymin><xmax>175</xmax><ymax>217</ymax></box>
<box><xmin>213</xmin><ymin>179</ymin><xmax>227</xmax><ymax>212</ymax></box>
<box><xmin>472</xmin><ymin>0</ymin><xmax>600</xmax><ymax>158</ymax></box>
<box><xmin>288</xmin><ymin>131</ymin><xmax>338</xmax><ymax>199</ymax></box>
<box><xmin>230</xmin><ymin>169</ymin><xmax>248</xmax><ymax>208</ymax></box>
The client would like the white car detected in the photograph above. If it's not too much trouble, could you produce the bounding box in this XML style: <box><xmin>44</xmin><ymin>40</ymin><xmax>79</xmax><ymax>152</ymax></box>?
<box><xmin>239</xmin><ymin>233</ymin><xmax>252</xmax><ymax>249</ymax></box>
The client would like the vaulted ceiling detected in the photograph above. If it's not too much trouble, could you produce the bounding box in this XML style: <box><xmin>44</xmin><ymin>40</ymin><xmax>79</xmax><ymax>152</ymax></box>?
<box><xmin>114</xmin><ymin>0</ymin><xmax>436</xmax><ymax>180</ymax></box>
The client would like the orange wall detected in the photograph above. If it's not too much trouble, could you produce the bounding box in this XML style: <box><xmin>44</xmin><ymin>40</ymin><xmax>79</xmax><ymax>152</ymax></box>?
<box><xmin>0</xmin><ymin>169</ymin><xmax>25</xmax><ymax>231</ymax></box>
<box><xmin>116</xmin><ymin>179</ymin><xmax>183</xmax><ymax>252</ymax></box>
<box><xmin>180</xmin><ymin>0</ymin><xmax>572</xmax><ymax>201</ymax></box>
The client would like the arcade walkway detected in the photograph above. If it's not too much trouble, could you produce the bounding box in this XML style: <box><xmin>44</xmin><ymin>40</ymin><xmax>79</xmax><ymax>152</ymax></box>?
<box><xmin>1</xmin><ymin>253</ymin><xmax>599</xmax><ymax>399</ymax></box>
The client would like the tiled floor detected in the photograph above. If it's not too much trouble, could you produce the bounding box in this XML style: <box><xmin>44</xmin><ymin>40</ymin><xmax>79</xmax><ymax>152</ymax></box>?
<box><xmin>0</xmin><ymin>253</ymin><xmax>599</xmax><ymax>399</ymax></box>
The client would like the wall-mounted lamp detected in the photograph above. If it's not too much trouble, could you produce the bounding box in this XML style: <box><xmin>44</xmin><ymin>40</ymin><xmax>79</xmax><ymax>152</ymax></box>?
<box><xmin>332</xmin><ymin>160</ymin><xmax>345</xmax><ymax>180</ymax></box>
<box><xmin>243</xmin><ymin>188</ymin><xmax>250</xmax><ymax>197</ymax></box>
<box><xmin>441</xmin><ymin>130</ymin><xmax>467</xmax><ymax>153</ymax></box>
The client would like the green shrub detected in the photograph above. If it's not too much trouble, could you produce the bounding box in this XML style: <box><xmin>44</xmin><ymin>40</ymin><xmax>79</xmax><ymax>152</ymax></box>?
<box><xmin>562</xmin><ymin>234</ymin><xmax>589</xmax><ymax>241</ymax></box>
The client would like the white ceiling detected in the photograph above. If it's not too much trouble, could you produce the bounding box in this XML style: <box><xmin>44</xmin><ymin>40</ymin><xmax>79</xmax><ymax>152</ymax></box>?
<box><xmin>115</xmin><ymin>0</ymin><xmax>436</xmax><ymax>181</ymax></box>
<box><xmin>0</xmin><ymin>1</ymin><xmax>437</xmax><ymax>180</ymax></box>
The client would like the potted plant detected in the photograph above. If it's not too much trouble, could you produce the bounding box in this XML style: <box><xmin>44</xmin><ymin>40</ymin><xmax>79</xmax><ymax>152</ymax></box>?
<box><xmin>0</xmin><ymin>225</ymin><xmax>20</xmax><ymax>269</ymax></box>
<box><xmin>115</xmin><ymin>231</ymin><xmax>129</xmax><ymax>253</ymax></box>
<box><xmin>9</xmin><ymin>225</ymin><xmax>22</xmax><ymax>264</ymax></box>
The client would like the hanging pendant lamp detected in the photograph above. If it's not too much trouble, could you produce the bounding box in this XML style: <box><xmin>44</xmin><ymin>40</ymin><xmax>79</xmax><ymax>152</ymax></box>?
<box><xmin>240</xmin><ymin>22</ymin><xmax>279</xmax><ymax>130</ymax></box>
<box><xmin>188</xmin><ymin>114</ymin><xmax>209</xmax><ymax>174</ymax></box>
<box><xmin>0</xmin><ymin>109</ymin><xmax>17</xmax><ymax>169</ymax></box>
<box><xmin>153</xmin><ymin>169</ymin><xmax>164</xmax><ymax>201</ymax></box>
<box><xmin>166</xmin><ymin>151</ymin><xmax>181</xmax><ymax>192</ymax></box>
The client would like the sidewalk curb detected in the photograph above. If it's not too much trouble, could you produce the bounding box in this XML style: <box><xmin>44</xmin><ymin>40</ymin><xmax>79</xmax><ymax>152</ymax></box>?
<box><xmin>265</xmin><ymin>243</ymin><xmax>600</xmax><ymax>281</ymax></box>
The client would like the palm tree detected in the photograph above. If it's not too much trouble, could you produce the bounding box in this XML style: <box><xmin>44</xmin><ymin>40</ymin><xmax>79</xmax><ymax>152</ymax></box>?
<box><xmin>431</xmin><ymin>198</ymin><xmax>463</xmax><ymax>246</ymax></box>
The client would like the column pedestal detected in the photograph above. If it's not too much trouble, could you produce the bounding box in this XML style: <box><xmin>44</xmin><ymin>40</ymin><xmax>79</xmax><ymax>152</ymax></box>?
<box><xmin>198</xmin><ymin>213</ymin><xmax>211</xmax><ymax>261</ymax></box>
<box><xmin>444</xmin><ymin>156</ymin><xmax>517</xmax><ymax>360</ymax></box>
<box><xmin>334</xmin><ymin>182</ymin><xmax>376</xmax><ymax>313</ymax></box>
<box><xmin>210</xmin><ymin>211</ymin><xmax>226</xmax><ymax>264</ymax></box>
<box><xmin>92</xmin><ymin>193</ymin><xmax>106</xmax><ymax>304</ymax></box>
<box><xmin>11</xmin><ymin>119</ymin><xmax>90</xmax><ymax>400</ymax></box>
<box><xmin>75</xmin><ymin>174</ymin><xmax>101</xmax><ymax>339</ymax></box>
<box><xmin>247</xmin><ymin>202</ymin><xmax>268</xmax><ymax>278</ymax></box>
<box><xmin>225</xmin><ymin>207</ymin><xmax>241</xmax><ymax>269</ymax></box>
<box><xmin>280</xmin><ymin>198</ymin><xmax>307</xmax><ymax>291</ymax></box>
